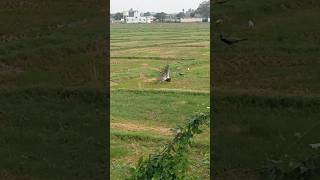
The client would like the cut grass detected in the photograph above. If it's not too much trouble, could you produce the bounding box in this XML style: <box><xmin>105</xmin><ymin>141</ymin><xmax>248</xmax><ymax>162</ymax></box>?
<box><xmin>213</xmin><ymin>0</ymin><xmax>320</xmax><ymax>179</ymax></box>
<box><xmin>1</xmin><ymin>1</ymin><xmax>108</xmax><ymax>179</ymax></box>
<box><xmin>0</xmin><ymin>88</ymin><xmax>108</xmax><ymax>180</ymax></box>
<box><xmin>111</xmin><ymin>23</ymin><xmax>210</xmax><ymax>179</ymax></box>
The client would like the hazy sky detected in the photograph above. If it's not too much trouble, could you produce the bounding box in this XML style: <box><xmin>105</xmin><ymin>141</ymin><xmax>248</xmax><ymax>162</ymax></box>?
<box><xmin>110</xmin><ymin>0</ymin><xmax>206</xmax><ymax>14</ymax></box>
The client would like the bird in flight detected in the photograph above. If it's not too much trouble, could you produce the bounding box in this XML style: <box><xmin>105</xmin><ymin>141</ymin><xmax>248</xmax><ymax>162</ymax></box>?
<box><xmin>220</xmin><ymin>33</ymin><xmax>248</xmax><ymax>45</ymax></box>
<box><xmin>160</xmin><ymin>64</ymin><xmax>171</xmax><ymax>82</ymax></box>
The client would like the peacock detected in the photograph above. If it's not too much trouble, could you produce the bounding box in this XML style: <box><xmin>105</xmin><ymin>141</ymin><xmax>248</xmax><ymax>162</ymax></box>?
<box><xmin>160</xmin><ymin>64</ymin><xmax>171</xmax><ymax>82</ymax></box>
<box><xmin>220</xmin><ymin>33</ymin><xmax>248</xmax><ymax>45</ymax></box>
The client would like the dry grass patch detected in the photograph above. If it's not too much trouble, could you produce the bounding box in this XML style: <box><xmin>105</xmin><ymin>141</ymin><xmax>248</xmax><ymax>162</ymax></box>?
<box><xmin>111</xmin><ymin>122</ymin><xmax>172</xmax><ymax>136</ymax></box>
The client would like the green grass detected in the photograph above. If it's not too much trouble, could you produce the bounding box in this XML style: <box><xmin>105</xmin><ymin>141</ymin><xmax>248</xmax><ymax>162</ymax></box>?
<box><xmin>0</xmin><ymin>1</ymin><xmax>108</xmax><ymax>179</ymax></box>
<box><xmin>111</xmin><ymin>23</ymin><xmax>210</xmax><ymax>179</ymax></box>
<box><xmin>0</xmin><ymin>88</ymin><xmax>108</xmax><ymax>180</ymax></box>
<box><xmin>213</xmin><ymin>0</ymin><xmax>320</xmax><ymax>179</ymax></box>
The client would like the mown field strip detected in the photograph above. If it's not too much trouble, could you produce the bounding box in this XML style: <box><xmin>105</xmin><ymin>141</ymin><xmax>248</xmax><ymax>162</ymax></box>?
<box><xmin>213</xmin><ymin>87</ymin><xmax>320</xmax><ymax>102</ymax></box>
<box><xmin>111</xmin><ymin>38</ymin><xmax>209</xmax><ymax>42</ymax></box>
<box><xmin>110</xmin><ymin>35</ymin><xmax>209</xmax><ymax>40</ymax></box>
<box><xmin>110</xmin><ymin>31</ymin><xmax>208</xmax><ymax>36</ymax></box>
<box><xmin>111</xmin><ymin>88</ymin><xmax>210</xmax><ymax>95</ymax></box>
<box><xmin>111</xmin><ymin>39</ymin><xmax>208</xmax><ymax>46</ymax></box>
<box><xmin>111</xmin><ymin>40</ymin><xmax>207</xmax><ymax>51</ymax></box>
<box><xmin>111</xmin><ymin>56</ymin><xmax>197</xmax><ymax>61</ymax></box>
<box><xmin>110</xmin><ymin>40</ymin><xmax>208</xmax><ymax>48</ymax></box>
<box><xmin>111</xmin><ymin>22</ymin><xmax>210</xmax><ymax>179</ymax></box>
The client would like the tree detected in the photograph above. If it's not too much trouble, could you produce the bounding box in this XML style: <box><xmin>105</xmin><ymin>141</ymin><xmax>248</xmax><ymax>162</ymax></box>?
<box><xmin>128</xmin><ymin>8</ymin><xmax>134</xmax><ymax>17</ymax></box>
<box><xmin>185</xmin><ymin>8</ymin><xmax>194</xmax><ymax>17</ymax></box>
<box><xmin>154</xmin><ymin>12</ymin><xmax>167</xmax><ymax>22</ymax></box>
<box><xmin>185</xmin><ymin>8</ymin><xmax>196</xmax><ymax>17</ymax></box>
<box><xmin>196</xmin><ymin>0</ymin><xmax>210</xmax><ymax>18</ymax></box>
<box><xmin>113</xmin><ymin>12</ymin><xmax>123</xmax><ymax>20</ymax></box>
<box><xmin>143</xmin><ymin>12</ymin><xmax>151</xmax><ymax>16</ymax></box>
<box><xmin>175</xmin><ymin>12</ymin><xmax>185</xmax><ymax>19</ymax></box>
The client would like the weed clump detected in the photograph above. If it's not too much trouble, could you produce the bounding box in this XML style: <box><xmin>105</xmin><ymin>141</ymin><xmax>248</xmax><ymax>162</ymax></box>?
<box><xmin>128</xmin><ymin>112</ymin><xmax>210</xmax><ymax>180</ymax></box>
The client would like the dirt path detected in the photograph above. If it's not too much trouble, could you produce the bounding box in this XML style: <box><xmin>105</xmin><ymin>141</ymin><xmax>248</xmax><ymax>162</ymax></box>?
<box><xmin>111</xmin><ymin>122</ymin><xmax>172</xmax><ymax>136</ymax></box>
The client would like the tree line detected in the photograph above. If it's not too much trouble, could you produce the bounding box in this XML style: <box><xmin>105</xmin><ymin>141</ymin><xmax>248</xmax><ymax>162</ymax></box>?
<box><xmin>111</xmin><ymin>1</ymin><xmax>210</xmax><ymax>22</ymax></box>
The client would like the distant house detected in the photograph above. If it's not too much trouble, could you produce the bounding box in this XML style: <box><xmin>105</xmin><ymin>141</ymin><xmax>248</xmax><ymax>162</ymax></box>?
<box><xmin>180</xmin><ymin>18</ymin><xmax>203</xmax><ymax>23</ymax></box>
<box><xmin>163</xmin><ymin>14</ymin><xmax>180</xmax><ymax>23</ymax></box>
<box><xmin>202</xmin><ymin>17</ymin><xmax>210</xmax><ymax>23</ymax></box>
<box><xmin>145</xmin><ymin>16</ymin><xmax>154</xmax><ymax>23</ymax></box>
<box><xmin>110</xmin><ymin>17</ymin><xmax>115</xmax><ymax>23</ymax></box>
<box><xmin>121</xmin><ymin>9</ymin><xmax>154</xmax><ymax>23</ymax></box>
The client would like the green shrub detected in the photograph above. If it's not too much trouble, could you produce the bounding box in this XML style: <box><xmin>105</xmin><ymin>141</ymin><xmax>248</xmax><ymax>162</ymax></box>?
<box><xmin>128</xmin><ymin>112</ymin><xmax>210</xmax><ymax>180</ymax></box>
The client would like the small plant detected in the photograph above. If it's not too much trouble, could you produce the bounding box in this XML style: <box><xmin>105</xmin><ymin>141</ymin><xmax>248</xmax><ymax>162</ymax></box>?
<box><xmin>128</xmin><ymin>112</ymin><xmax>210</xmax><ymax>180</ymax></box>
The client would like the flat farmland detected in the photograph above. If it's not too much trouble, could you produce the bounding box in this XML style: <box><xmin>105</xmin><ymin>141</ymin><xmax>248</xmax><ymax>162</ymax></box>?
<box><xmin>110</xmin><ymin>23</ymin><xmax>210</xmax><ymax>179</ymax></box>
<box><xmin>0</xmin><ymin>0</ymin><xmax>108</xmax><ymax>179</ymax></box>
<box><xmin>213</xmin><ymin>0</ymin><xmax>320</xmax><ymax>179</ymax></box>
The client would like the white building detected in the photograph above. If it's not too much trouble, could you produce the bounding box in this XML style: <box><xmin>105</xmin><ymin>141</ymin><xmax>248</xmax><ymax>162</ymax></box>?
<box><xmin>180</xmin><ymin>18</ymin><xmax>203</xmax><ymax>23</ymax></box>
<box><xmin>121</xmin><ymin>10</ymin><xmax>154</xmax><ymax>23</ymax></box>
<box><xmin>126</xmin><ymin>16</ymin><xmax>147</xmax><ymax>23</ymax></box>
<box><xmin>145</xmin><ymin>16</ymin><xmax>154</xmax><ymax>23</ymax></box>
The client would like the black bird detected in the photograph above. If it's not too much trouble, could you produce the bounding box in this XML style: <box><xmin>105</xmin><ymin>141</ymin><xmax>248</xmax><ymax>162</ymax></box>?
<box><xmin>220</xmin><ymin>34</ymin><xmax>248</xmax><ymax>45</ymax></box>
<box><xmin>214</xmin><ymin>0</ymin><xmax>229</xmax><ymax>4</ymax></box>
<box><xmin>160</xmin><ymin>64</ymin><xmax>171</xmax><ymax>82</ymax></box>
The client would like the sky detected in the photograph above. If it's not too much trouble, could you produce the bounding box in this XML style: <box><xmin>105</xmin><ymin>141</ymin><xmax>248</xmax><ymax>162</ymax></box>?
<box><xmin>110</xmin><ymin>0</ymin><xmax>206</xmax><ymax>14</ymax></box>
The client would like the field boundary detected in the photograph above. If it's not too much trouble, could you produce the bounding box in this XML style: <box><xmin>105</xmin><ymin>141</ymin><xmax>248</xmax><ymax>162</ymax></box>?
<box><xmin>111</xmin><ymin>88</ymin><xmax>210</xmax><ymax>95</ymax></box>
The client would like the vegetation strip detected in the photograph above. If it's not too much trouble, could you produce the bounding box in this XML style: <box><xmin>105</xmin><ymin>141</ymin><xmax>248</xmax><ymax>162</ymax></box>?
<box><xmin>111</xmin><ymin>130</ymin><xmax>169</xmax><ymax>142</ymax></box>
<box><xmin>111</xmin><ymin>56</ymin><xmax>195</xmax><ymax>61</ymax></box>
<box><xmin>111</xmin><ymin>131</ymin><xmax>210</xmax><ymax>149</ymax></box>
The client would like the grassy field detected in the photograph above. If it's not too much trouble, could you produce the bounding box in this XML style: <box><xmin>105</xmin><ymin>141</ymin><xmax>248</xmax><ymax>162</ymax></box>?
<box><xmin>110</xmin><ymin>23</ymin><xmax>210</xmax><ymax>179</ymax></box>
<box><xmin>213</xmin><ymin>0</ymin><xmax>320</xmax><ymax>179</ymax></box>
<box><xmin>0</xmin><ymin>1</ymin><xmax>108</xmax><ymax>179</ymax></box>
